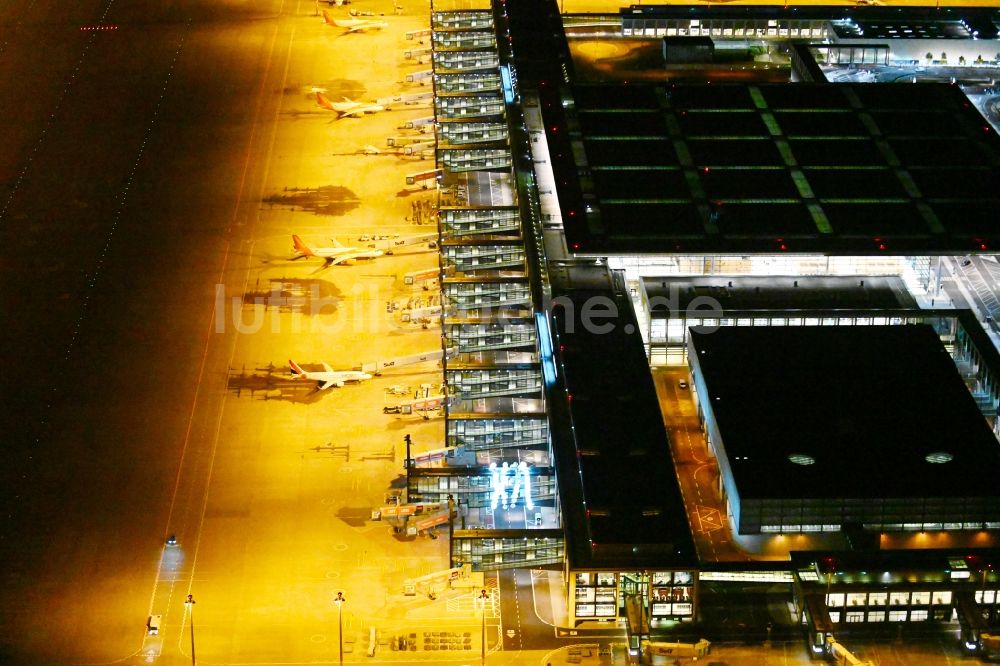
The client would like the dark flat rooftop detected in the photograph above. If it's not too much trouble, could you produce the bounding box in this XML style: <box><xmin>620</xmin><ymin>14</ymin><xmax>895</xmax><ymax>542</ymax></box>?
<box><xmin>689</xmin><ymin>324</ymin><xmax>1000</xmax><ymax>500</ymax></box>
<box><xmin>548</xmin><ymin>262</ymin><xmax>696</xmax><ymax>569</ymax></box>
<box><xmin>546</xmin><ymin>82</ymin><xmax>1000</xmax><ymax>255</ymax></box>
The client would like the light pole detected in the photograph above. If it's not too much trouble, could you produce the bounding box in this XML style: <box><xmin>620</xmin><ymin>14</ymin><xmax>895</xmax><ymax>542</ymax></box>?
<box><xmin>185</xmin><ymin>594</ymin><xmax>196</xmax><ymax>666</ymax></box>
<box><xmin>478</xmin><ymin>589</ymin><xmax>489</xmax><ymax>665</ymax></box>
<box><xmin>334</xmin><ymin>591</ymin><xmax>346</xmax><ymax>665</ymax></box>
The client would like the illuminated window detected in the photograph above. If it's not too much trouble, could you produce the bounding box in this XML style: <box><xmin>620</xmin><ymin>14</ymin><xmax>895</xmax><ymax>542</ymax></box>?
<box><xmin>652</xmin><ymin>603</ymin><xmax>672</xmax><ymax>616</ymax></box>
<box><xmin>932</xmin><ymin>591</ymin><xmax>952</xmax><ymax>605</ymax></box>
<box><xmin>846</xmin><ymin>612</ymin><xmax>865</xmax><ymax>623</ymax></box>
<box><xmin>847</xmin><ymin>593</ymin><xmax>867</xmax><ymax>607</ymax></box>
<box><xmin>827</xmin><ymin>593</ymin><xmax>845</xmax><ymax>607</ymax></box>
<box><xmin>673</xmin><ymin>603</ymin><xmax>693</xmax><ymax>615</ymax></box>
<box><xmin>867</xmin><ymin>611</ymin><xmax>885</xmax><ymax>622</ymax></box>
<box><xmin>911</xmin><ymin>591</ymin><xmax>931</xmax><ymax>605</ymax></box>
<box><xmin>889</xmin><ymin>610</ymin><xmax>907</xmax><ymax>622</ymax></box>
<box><xmin>910</xmin><ymin>609</ymin><xmax>929</xmax><ymax>621</ymax></box>
<box><xmin>595</xmin><ymin>603</ymin><xmax>616</xmax><ymax>617</ymax></box>
<box><xmin>890</xmin><ymin>592</ymin><xmax>910</xmax><ymax>606</ymax></box>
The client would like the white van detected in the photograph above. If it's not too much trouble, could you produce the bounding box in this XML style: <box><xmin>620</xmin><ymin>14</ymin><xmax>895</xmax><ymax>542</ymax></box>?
<box><xmin>147</xmin><ymin>614</ymin><xmax>162</xmax><ymax>635</ymax></box>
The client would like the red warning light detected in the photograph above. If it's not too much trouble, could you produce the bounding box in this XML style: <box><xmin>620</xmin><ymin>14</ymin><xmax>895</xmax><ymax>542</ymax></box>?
<box><xmin>702</xmin><ymin>167</ymin><xmax>710</xmax><ymax>174</ymax></box>
<box><xmin>571</xmin><ymin>242</ymin><xmax>580</xmax><ymax>250</ymax></box>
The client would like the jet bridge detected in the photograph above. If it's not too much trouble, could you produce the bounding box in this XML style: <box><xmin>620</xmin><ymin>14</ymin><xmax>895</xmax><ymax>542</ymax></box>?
<box><xmin>354</xmin><ymin>348</ymin><xmax>456</xmax><ymax>375</ymax></box>
<box><xmin>367</xmin><ymin>232</ymin><xmax>439</xmax><ymax>253</ymax></box>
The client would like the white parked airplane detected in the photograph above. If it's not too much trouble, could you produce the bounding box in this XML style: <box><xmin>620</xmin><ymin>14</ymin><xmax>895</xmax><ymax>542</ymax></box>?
<box><xmin>289</xmin><ymin>360</ymin><xmax>372</xmax><ymax>389</ymax></box>
<box><xmin>291</xmin><ymin>234</ymin><xmax>385</xmax><ymax>267</ymax></box>
<box><xmin>322</xmin><ymin>10</ymin><xmax>388</xmax><ymax>32</ymax></box>
<box><xmin>315</xmin><ymin>92</ymin><xmax>385</xmax><ymax>118</ymax></box>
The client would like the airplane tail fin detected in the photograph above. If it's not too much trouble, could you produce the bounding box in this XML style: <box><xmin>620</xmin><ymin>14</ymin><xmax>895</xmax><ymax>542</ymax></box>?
<box><xmin>315</xmin><ymin>92</ymin><xmax>335</xmax><ymax>111</ymax></box>
<box><xmin>292</xmin><ymin>234</ymin><xmax>316</xmax><ymax>256</ymax></box>
<box><xmin>321</xmin><ymin>9</ymin><xmax>336</xmax><ymax>25</ymax></box>
<box><xmin>330</xmin><ymin>237</ymin><xmax>345</xmax><ymax>248</ymax></box>
<box><xmin>289</xmin><ymin>359</ymin><xmax>306</xmax><ymax>378</ymax></box>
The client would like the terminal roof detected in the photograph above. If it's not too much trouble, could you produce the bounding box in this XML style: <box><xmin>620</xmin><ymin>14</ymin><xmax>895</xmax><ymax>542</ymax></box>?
<box><xmin>548</xmin><ymin>262</ymin><xmax>696</xmax><ymax>569</ymax></box>
<box><xmin>550</xmin><ymin>82</ymin><xmax>1000</xmax><ymax>256</ymax></box>
<box><xmin>689</xmin><ymin>324</ymin><xmax>1000</xmax><ymax>500</ymax></box>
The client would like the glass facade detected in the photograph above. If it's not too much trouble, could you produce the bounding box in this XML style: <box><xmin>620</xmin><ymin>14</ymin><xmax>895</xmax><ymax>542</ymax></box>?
<box><xmin>452</xmin><ymin>532</ymin><xmax>564</xmax><ymax>570</ymax></box>
<box><xmin>569</xmin><ymin>571</ymin><xmax>698</xmax><ymax>626</ymax></box>
<box><xmin>647</xmin><ymin>309</ymin><xmax>958</xmax><ymax>367</ymax></box>
<box><xmin>446</xmin><ymin>416</ymin><xmax>548</xmax><ymax>450</ymax></box>
<box><xmin>408</xmin><ymin>471</ymin><xmax>556</xmax><ymax>507</ymax></box>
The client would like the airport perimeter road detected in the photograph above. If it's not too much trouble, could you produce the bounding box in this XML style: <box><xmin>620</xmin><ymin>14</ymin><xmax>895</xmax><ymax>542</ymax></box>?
<box><xmin>0</xmin><ymin>0</ymin><xmax>450</xmax><ymax>663</ymax></box>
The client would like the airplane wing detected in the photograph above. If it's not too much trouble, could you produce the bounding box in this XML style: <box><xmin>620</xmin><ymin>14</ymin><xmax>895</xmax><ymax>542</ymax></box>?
<box><xmin>339</xmin><ymin>107</ymin><xmax>367</xmax><ymax>117</ymax></box>
<box><xmin>322</xmin><ymin>362</ymin><xmax>334</xmax><ymax>373</ymax></box>
<box><xmin>319</xmin><ymin>380</ymin><xmax>336</xmax><ymax>390</ymax></box>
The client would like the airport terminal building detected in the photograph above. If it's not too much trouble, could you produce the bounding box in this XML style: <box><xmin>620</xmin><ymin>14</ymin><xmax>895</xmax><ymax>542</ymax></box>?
<box><xmin>416</xmin><ymin>0</ymin><xmax>1000</xmax><ymax>656</ymax></box>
